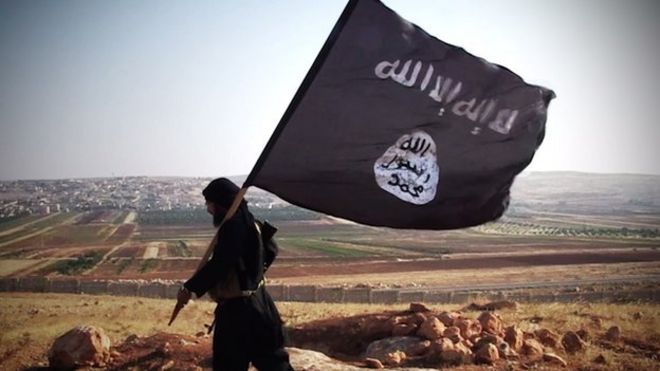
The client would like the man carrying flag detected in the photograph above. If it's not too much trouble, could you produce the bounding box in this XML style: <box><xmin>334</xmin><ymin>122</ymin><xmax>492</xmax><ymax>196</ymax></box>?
<box><xmin>171</xmin><ymin>1</ymin><xmax>554</xmax><ymax>367</ymax></box>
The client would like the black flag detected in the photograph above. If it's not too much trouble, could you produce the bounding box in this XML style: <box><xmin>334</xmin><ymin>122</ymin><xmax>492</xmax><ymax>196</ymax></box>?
<box><xmin>245</xmin><ymin>0</ymin><xmax>554</xmax><ymax>230</ymax></box>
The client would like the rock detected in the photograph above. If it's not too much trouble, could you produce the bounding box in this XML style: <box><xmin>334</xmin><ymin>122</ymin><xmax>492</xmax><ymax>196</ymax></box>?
<box><xmin>534</xmin><ymin>328</ymin><xmax>561</xmax><ymax>348</ymax></box>
<box><xmin>125</xmin><ymin>334</ymin><xmax>140</xmax><ymax>343</ymax></box>
<box><xmin>474</xmin><ymin>343</ymin><xmax>499</xmax><ymax>364</ymax></box>
<box><xmin>408</xmin><ymin>340</ymin><xmax>432</xmax><ymax>357</ymax></box>
<box><xmin>543</xmin><ymin>352</ymin><xmax>567</xmax><ymax>367</ymax></box>
<box><xmin>632</xmin><ymin>311</ymin><xmax>643</xmax><ymax>320</ymax></box>
<box><xmin>286</xmin><ymin>347</ymin><xmax>394</xmax><ymax>371</ymax></box>
<box><xmin>472</xmin><ymin>333</ymin><xmax>499</xmax><ymax>351</ymax></box>
<box><xmin>593</xmin><ymin>354</ymin><xmax>608</xmax><ymax>364</ymax></box>
<box><xmin>392</xmin><ymin>323</ymin><xmax>418</xmax><ymax>336</ymax></box>
<box><xmin>437</xmin><ymin>311</ymin><xmax>461</xmax><ymax>327</ymax></box>
<box><xmin>477</xmin><ymin>311</ymin><xmax>503</xmax><ymax>335</ymax></box>
<box><xmin>417</xmin><ymin>317</ymin><xmax>445</xmax><ymax>340</ymax></box>
<box><xmin>365</xmin><ymin>336</ymin><xmax>430</xmax><ymax>363</ymax></box>
<box><xmin>48</xmin><ymin>325</ymin><xmax>111</xmax><ymax>370</ymax></box>
<box><xmin>464</xmin><ymin>300</ymin><xmax>519</xmax><ymax>311</ymax></box>
<box><xmin>443</xmin><ymin>326</ymin><xmax>463</xmax><ymax>343</ymax></box>
<box><xmin>605</xmin><ymin>326</ymin><xmax>620</xmax><ymax>342</ymax></box>
<box><xmin>521</xmin><ymin>339</ymin><xmax>544</xmax><ymax>359</ymax></box>
<box><xmin>384</xmin><ymin>350</ymin><xmax>406</xmax><ymax>366</ymax></box>
<box><xmin>455</xmin><ymin>318</ymin><xmax>481</xmax><ymax>339</ymax></box>
<box><xmin>409</xmin><ymin>302</ymin><xmax>431</xmax><ymax>313</ymax></box>
<box><xmin>497</xmin><ymin>341</ymin><xmax>518</xmax><ymax>359</ymax></box>
<box><xmin>439</xmin><ymin>342</ymin><xmax>472</xmax><ymax>364</ymax></box>
<box><xmin>430</xmin><ymin>338</ymin><xmax>454</xmax><ymax>354</ymax></box>
<box><xmin>561</xmin><ymin>331</ymin><xmax>586</xmax><ymax>354</ymax></box>
<box><xmin>364</xmin><ymin>358</ymin><xmax>384</xmax><ymax>369</ymax></box>
<box><xmin>504</xmin><ymin>325</ymin><xmax>524</xmax><ymax>351</ymax></box>
<box><xmin>576</xmin><ymin>328</ymin><xmax>591</xmax><ymax>342</ymax></box>
<box><xmin>361</xmin><ymin>315</ymin><xmax>397</xmax><ymax>338</ymax></box>
<box><xmin>195</xmin><ymin>331</ymin><xmax>206</xmax><ymax>337</ymax></box>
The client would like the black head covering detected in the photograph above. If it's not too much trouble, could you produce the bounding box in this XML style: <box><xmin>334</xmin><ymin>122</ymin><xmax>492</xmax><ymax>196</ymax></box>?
<box><xmin>203</xmin><ymin>178</ymin><xmax>240</xmax><ymax>209</ymax></box>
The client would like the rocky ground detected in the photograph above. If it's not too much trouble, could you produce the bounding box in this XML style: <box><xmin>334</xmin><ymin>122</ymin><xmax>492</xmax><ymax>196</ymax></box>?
<box><xmin>32</xmin><ymin>301</ymin><xmax>659</xmax><ymax>370</ymax></box>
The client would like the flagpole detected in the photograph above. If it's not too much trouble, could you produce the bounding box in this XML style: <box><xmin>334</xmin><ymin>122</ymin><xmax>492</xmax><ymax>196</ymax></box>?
<box><xmin>168</xmin><ymin>187</ymin><xmax>248</xmax><ymax>326</ymax></box>
<box><xmin>244</xmin><ymin>0</ymin><xmax>360</xmax><ymax>187</ymax></box>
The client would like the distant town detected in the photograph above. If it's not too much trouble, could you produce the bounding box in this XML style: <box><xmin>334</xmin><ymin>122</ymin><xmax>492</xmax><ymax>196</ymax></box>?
<box><xmin>0</xmin><ymin>177</ymin><xmax>216</xmax><ymax>218</ymax></box>
<box><xmin>1</xmin><ymin>172</ymin><xmax>659</xmax><ymax>220</ymax></box>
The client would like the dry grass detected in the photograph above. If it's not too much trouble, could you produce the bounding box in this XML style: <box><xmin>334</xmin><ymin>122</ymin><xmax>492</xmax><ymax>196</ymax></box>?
<box><xmin>0</xmin><ymin>293</ymin><xmax>658</xmax><ymax>370</ymax></box>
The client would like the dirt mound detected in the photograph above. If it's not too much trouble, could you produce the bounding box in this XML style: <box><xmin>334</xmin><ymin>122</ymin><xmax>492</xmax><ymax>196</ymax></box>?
<box><xmin>20</xmin><ymin>300</ymin><xmax>658</xmax><ymax>370</ymax></box>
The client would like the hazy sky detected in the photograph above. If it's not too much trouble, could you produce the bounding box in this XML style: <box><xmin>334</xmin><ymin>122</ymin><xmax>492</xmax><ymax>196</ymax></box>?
<box><xmin>1</xmin><ymin>0</ymin><xmax>659</xmax><ymax>180</ymax></box>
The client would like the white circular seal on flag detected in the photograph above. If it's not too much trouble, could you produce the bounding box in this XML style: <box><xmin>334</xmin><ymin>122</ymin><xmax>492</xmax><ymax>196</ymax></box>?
<box><xmin>373</xmin><ymin>130</ymin><xmax>439</xmax><ymax>205</ymax></box>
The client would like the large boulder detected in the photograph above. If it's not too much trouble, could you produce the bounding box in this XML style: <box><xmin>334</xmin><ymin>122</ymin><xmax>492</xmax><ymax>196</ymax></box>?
<box><xmin>365</xmin><ymin>336</ymin><xmax>431</xmax><ymax>364</ymax></box>
<box><xmin>289</xmin><ymin>347</ymin><xmax>439</xmax><ymax>371</ymax></box>
<box><xmin>48</xmin><ymin>325</ymin><xmax>111</xmax><ymax>370</ymax></box>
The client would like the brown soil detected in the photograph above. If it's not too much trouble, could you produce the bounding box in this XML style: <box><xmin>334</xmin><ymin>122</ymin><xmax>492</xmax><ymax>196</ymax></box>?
<box><xmin>17</xmin><ymin>305</ymin><xmax>660</xmax><ymax>370</ymax></box>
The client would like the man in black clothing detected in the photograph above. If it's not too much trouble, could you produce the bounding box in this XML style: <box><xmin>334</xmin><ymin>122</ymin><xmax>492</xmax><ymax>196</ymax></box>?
<box><xmin>177</xmin><ymin>178</ymin><xmax>293</xmax><ymax>371</ymax></box>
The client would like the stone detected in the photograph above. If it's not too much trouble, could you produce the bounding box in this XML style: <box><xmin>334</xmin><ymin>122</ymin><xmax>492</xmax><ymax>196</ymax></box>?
<box><xmin>417</xmin><ymin>317</ymin><xmax>445</xmax><ymax>340</ymax></box>
<box><xmin>365</xmin><ymin>336</ymin><xmax>429</xmax><ymax>364</ymax></box>
<box><xmin>477</xmin><ymin>311</ymin><xmax>503</xmax><ymax>335</ymax></box>
<box><xmin>521</xmin><ymin>339</ymin><xmax>544</xmax><ymax>359</ymax></box>
<box><xmin>496</xmin><ymin>341</ymin><xmax>518</xmax><ymax>359</ymax></box>
<box><xmin>430</xmin><ymin>338</ymin><xmax>454</xmax><ymax>354</ymax></box>
<box><xmin>474</xmin><ymin>343</ymin><xmax>499</xmax><ymax>365</ymax></box>
<box><xmin>383</xmin><ymin>350</ymin><xmax>406</xmax><ymax>366</ymax></box>
<box><xmin>464</xmin><ymin>300</ymin><xmax>519</xmax><ymax>311</ymax></box>
<box><xmin>534</xmin><ymin>328</ymin><xmax>561</xmax><ymax>348</ymax></box>
<box><xmin>543</xmin><ymin>352</ymin><xmax>567</xmax><ymax>367</ymax></box>
<box><xmin>48</xmin><ymin>325</ymin><xmax>111</xmax><ymax>370</ymax></box>
<box><xmin>437</xmin><ymin>311</ymin><xmax>461</xmax><ymax>327</ymax></box>
<box><xmin>392</xmin><ymin>323</ymin><xmax>418</xmax><ymax>337</ymax></box>
<box><xmin>561</xmin><ymin>331</ymin><xmax>586</xmax><ymax>354</ymax></box>
<box><xmin>409</xmin><ymin>302</ymin><xmax>431</xmax><ymax>313</ymax></box>
<box><xmin>605</xmin><ymin>326</ymin><xmax>620</xmax><ymax>342</ymax></box>
<box><xmin>361</xmin><ymin>315</ymin><xmax>397</xmax><ymax>338</ymax></box>
<box><xmin>576</xmin><ymin>328</ymin><xmax>591</xmax><ymax>342</ymax></box>
<box><xmin>455</xmin><ymin>318</ymin><xmax>481</xmax><ymax>339</ymax></box>
<box><xmin>504</xmin><ymin>325</ymin><xmax>524</xmax><ymax>351</ymax></box>
<box><xmin>439</xmin><ymin>342</ymin><xmax>472</xmax><ymax>364</ymax></box>
<box><xmin>443</xmin><ymin>326</ymin><xmax>463</xmax><ymax>343</ymax></box>
<box><xmin>632</xmin><ymin>311</ymin><xmax>643</xmax><ymax>320</ymax></box>
<box><xmin>593</xmin><ymin>354</ymin><xmax>608</xmax><ymax>364</ymax></box>
<box><xmin>407</xmin><ymin>340</ymin><xmax>432</xmax><ymax>357</ymax></box>
<box><xmin>364</xmin><ymin>358</ymin><xmax>384</xmax><ymax>369</ymax></box>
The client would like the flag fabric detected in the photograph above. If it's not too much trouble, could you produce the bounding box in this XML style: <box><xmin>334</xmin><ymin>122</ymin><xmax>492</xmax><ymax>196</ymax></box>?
<box><xmin>244</xmin><ymin>0</ymin><xmax>555</xmax><ymax>230</ymax></box>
